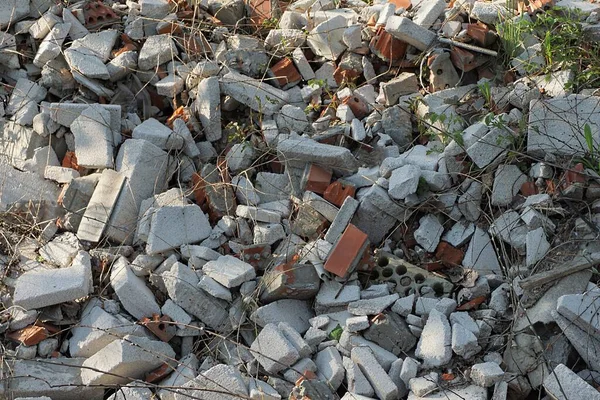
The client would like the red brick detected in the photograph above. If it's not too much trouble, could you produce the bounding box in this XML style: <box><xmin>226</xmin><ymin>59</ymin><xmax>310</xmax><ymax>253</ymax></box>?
<box><xmin>466</xmin><ymin>24</ymin><xmax>496</xmax><ymax>47</ymax></box>
<box><xmin>145</xmin><ymin>363</ymin><xmax>173</xmax><ymax>383</ymax></box>
<box><xmin>343</xmin><ymin>95</ymin><xmax>370</xmax><ymax>120</ymax></box>
<box><xmin>139</xmin><ymin>314</ymin><xmax>176</xmax><ymax>342</ymax></box>
<box><xmin>271</xmin><ymin>58</ymin><xmax>302</xmax><ymax>88</ymax></box>
<box><xmin>324</xmin><ymin>224</ymin><xmax>369</xmax><ymax>277</ymax></box>
<box><xmin>435</xmin><ymin>241</ymin><xmax>464</xmax><ymax>267</ymax></box>
<box><xmin>369</xmin><ymin>26</ymin><xmax>408</xmax><ymax>64</ymax></box>
<box><xmin>520</xmin><ymin>181</ymin><xmax>538</xmax><ymax>196</ymax></box>
<box><xmin>303</xmin><ymin>164</ymin><xmax>332</xmax><ymax>195</ymax></box>
<box><xmin>323</xmin><ymin>181</ymin><xmax>356</xmax><ymax>207</ymax></box>
<box><xmin>83</xmin><ymin>1</ymin><xmax>119</xmax><ymax>29</ymax></box>
<box><xmin>450</xmin><ymin>47</ymin><xmax>486</xmax><ymax>72</ymax></box>
<box><xmin>7</xmin><ymin>325</ymin><xmax>48</xmax><ymax>346</ymax></box>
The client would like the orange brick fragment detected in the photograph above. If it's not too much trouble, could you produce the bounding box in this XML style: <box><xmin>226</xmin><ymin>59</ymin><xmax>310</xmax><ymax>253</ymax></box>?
<box><xmin>7</xmin><ymin>325</ymin><xmax>48</xmax><ymax>346</ymax></box>
<box><xmin>324</xmin><ymin>224</ymin><xmax>369</xmax><ymax>277</ymax></box>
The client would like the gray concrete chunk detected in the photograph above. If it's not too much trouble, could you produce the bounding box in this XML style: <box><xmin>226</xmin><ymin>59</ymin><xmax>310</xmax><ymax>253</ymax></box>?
<box><xmin>415</xmin><ymin>309</ymin><xmax>452</xmax><ymax>368</ymax></box>
<box><xmin>146</xmin><ymin>204</ymin><xmax>212</xmax><ymax>254</ymax></box>
<box><xmin>351</xmin><ymin>346</ymin><xmax>399</xmax><ymax>400</ymax></box>
<box><xmin>203</xmin><ymin>255</ymin><xmax>256</xmax><ymax>288</ymax></box>
<box><xmin>13</xmin><ymin>251</ymin><xmax>93</xmax><ymax>310</ymax></box>
<box><xmin>251</xmin><ymin>323</ymin><xmax>300</xmax><ymax>374</ymax></box>
<box><xmin>110</xmin><ymin>257</ymin><xmax>161</xmax><ymax>320</ymax></box>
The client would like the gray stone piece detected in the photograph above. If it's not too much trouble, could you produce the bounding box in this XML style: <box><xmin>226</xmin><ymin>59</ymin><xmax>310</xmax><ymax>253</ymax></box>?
<box><xmin>351</xmin><ymin>346</ymin><xmax>399</xmax><ymax>400</ymax></box>
<box><xmin>492</xmin><ymin>165</ymin><xmax>527</xmax><ymax>206</ymax></box>
<box><xmin>543</xmin><ymin>364</ymin><xmax>600</xmax><ymax>400</ymax></box>
<box><xmin>108</xmin><ymin>387</ymin><xmax>153</xmax><ymax>400</ymax></box>
<box><xmin>385</xmin><ymin>16</ymin><xmax>437</xmax><ymax>51</ymax></box>
<box><xmin>198</xmin><ymin>276</ymin><xmax>232</xmax><ymax>301</ymax></box>
<box><xmin>64</xmin><ymin>47</ymin><xmax>110</xmax><ymax>80</ymax></box>
<box><xmin>163</xmin><ymin>262</ymin><xmax>231</xmax><ymax>332</ymax></box>
<box><xmin>138</xmin><ymin>34</ymin><xmax>178</xmax><ymax>70</ymax></box>
<box><xmin>409</xmin><ymin>372</ymin><xmax>438</xmax><ymax>397</ymax></box>
<box><xmin>388</xmin><ymin>165</ymin><xmax>421</xmax><ymax>200</ymax></box>
<box><xmin>176</xmin><ymin>363</ymin><xmax>248</xmax><ymax>400</ymax></box>
<box><xmin>553</xmin><ymin>309</ymin><xmax>600</xmax><ymax>371</ymax></box>
<box><xmin>414</xmin><ymin>214</ymin><xmax>443</xmax><ymax>253</ymax></box>
<box><xmin>251</xmin><ymin>323</ymin><xmax>300</xmax><ymax>374</ymax></box>
<box><xmin>526</xmin><ymin>227</ymin><xmax>550</xmax><ymax>266</ymax></box>
<box><xmin>471</xmin><ymin>362</ymin><xmax>504</xmax><ymax>388</ymax></box>
<box><xmin>306</xmin><ymin>15</ymin><xmax>347</xmax><ymax>60</ymax></box>
<box><xmin>220</xmin><ymin>70</ymin><xmax>289</xmax><ymax>116</ymax></box>
<box><xmin>70</xmin><ymin>104</ymin><xmax>114</xmax><ymax>168</ymax></box>
<box><xmin>466</xmin><ymin>127</ymin><xmax>511</xmax><ymax>168</ymax></box>
<box><xmin>452</xmin><ymin>323</ymin><xmax>481</xmax><ymax>359</ymax></box>
<box><xmin>315</xmin><ymin>347</ymin><xmax>345</xmax><ymax>390</ymax></box>
<box><xmin>132</xmin><ymin>118</ymin><xmax>184</xmax><ymax>150</ymax></box>
<box><xmin>415</xmin><ymin>309</ymin><xmax>452</xmax><ymax>368</ymax></box>
<box><xmin>557</xmin><ymin>289</ymin><xmax>600</xmax><ymax>336</ymax></box>
<box><xmin>407</xmin><ymin>385</ymin><xmax>487</xmax><ymax>400</ymax></box>
<box><xmin>348</xmin><ymin>294</ymin><xmax>399</xmax><ymax>316</ymax></box>
<box><xmin>527</xmin><ymin>95</ymin><xmax>600</xmax><ymax>156</ymax></box>
<box><xmin>462</xmin><ymin>227</ymin><xmax>501</xmax><ymax>274</ymax></box>
<box><xmin>202</xmin><ymin>255</ymin><xmax>256</xmax><ymax>288</ymax></box>
<box><xmin>6</xmin><ymin>358</ymin><xmax>104</xmax><ymax>400</ymax></box>
<box><xmin>0</xmin><ymin>1</ymin><xmax>30</xmax><ymax>29</ymax></box>
<box><xmin>344</xmin><ymin>356</ymin><xmax>375</xmax><ymax>397</ymax></box>
<box><xmin>195</xmin><ymin>76</ymin><xmax>222</xmax><ymax>141</ymax></box>
<box><xmin>77</xmin><ymin>169</ymin><xmax>125</xmax><ymax>242</ymax></box>
<box><xmin>70</xmin><ymin>29</ymin><xmax>118</xmax><ymax>62</ymax></box>
<box><xmin>110</xmin><ymin>257</ymin><xmax>161</xmax><ymax>320</ymax></box>
<box><xmin>490</xmin><ymin>210</ymin><xmax>527</xmax><ymax>253</ymax></box>
<box><xmin>277</xmin><ymin>136</ymin><xmax>359</xmax><ymax>173</ymax></box>
<box><xmin>251</xmin><ymin>299</ymin><xmax>314</xmax><ymax>334</ymax></box>
<box><xmin>106</xmin><ymin>139</ymin><xmax>169</xmax><ymax>245</ymax></box>
<box><xmin>69</xmin><ymin>300</ymin><xmax>144</xmax><ymax>358</ymax></box>
<box><xmin>81</xmin><ymin>335</ymin><xmax>176</xmax><ymax>386</ymax></box>
<box><xmin>413</xmin><ymin>0</ymin><xmax>446</xmax><ymax>28</ymax></box>
<box><xmin>13</xmin><ymin>251</ymin><xmax>93</xmax><ymax>310</ymax></box>
<box><xmin>443</xmin><ymin>221</ymin><xmax>475</xmax><ymax>247</ymax></box>
<box><xmin>146</xmin><ymin>204</ymin><xmax>211</xmax><ymax>254</ymax></box>
<box><xmin>364</xmin><ymin>312</ymin><xmax>417</xmax><ymax>355</ymax></box>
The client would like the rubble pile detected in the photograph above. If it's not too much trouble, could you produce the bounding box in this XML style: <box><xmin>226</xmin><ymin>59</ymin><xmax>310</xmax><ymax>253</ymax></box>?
<box><xmin>3</xmin><ymin>0</ymin><xmax>600</xmax><ymax>399</ymax></box>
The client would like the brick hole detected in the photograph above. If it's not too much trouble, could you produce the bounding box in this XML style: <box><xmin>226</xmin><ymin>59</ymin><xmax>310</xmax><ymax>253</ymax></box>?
<box><xmin>395</xmin><ymin>265</ymin><xmax>407</xmax><ymax>275</ymax></box>
<box><xmin>370</xmin><ymin>270</ymin><xmax>380</xmax><ymax>279</ymax></box>
<box><xmin>414</xmin><ymin>273</ymin><xmax>425</xmax><ymax>284</ymax></box>
<box><xmin>158</xmin><ymin>323</ymin><xmax>165</xmax><ymax>330</ymax></box>
<box><xmin>377</xmin><ymin>256</ymin><xmax>389</xmax><ymax>267</ymax></box>
<box><xmin>400</xmin><ymin>276</ymin><xmax>412</xmax><ymax>286</ymax></box>
<box><xmin>381</xmin><ymin>268</ymin><xmax>393</xmax><ymax>278</ymax></box>
<box><xmin>432</xmin><ymin>282</ymin><xmax>444</xmax><ymax>297</ymax></box>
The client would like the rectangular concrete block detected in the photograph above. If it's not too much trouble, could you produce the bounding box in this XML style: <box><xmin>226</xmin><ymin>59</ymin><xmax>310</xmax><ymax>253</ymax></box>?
<box><xmin>351</xmin><ymin>346</ymin><xmax>399</xmax><ymax>400</ymax></box>
<box><xmin>77</xmin><ymin>169</ymin><xmax>125</xmax><ymax>242</ymax></box>
<box><xmin>13</xmin><ymin>251</ymin><xmax>93</xmax><ymax>310</ymax></box>
<box><xmin>110</xmin><ymin>257</ymin><xmax>161</xmax><ymax>320</ymax></box>
<box><xmin>250</xmin><ymin>323</ymin><xmax>300</xmax><ymax>374</ymax></box>
<box><xmin>385</xmin><ymin>16</ymin><xmax>437</xmax><ymax>51</ymax></box>
<box><xmin>81</xmin><ymin>335</ymin><xmax>176</xmax><ymax>386</ymax></box>
<box><xmin>146</xmin><ymin>204</ymin><xmax>212</xmax><ymax>254</ymax></box>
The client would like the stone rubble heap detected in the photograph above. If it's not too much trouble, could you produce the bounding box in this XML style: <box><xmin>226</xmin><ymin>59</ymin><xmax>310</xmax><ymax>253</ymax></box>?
<box><xmin>2</xmin><ymin>0</ymin><xmax>600</xmax><ymax>399</ymax></box>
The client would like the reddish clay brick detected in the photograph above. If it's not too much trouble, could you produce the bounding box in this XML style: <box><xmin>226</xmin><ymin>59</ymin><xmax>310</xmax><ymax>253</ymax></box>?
<box><xmin>323</xmin><ymin>181</ymin><xmax>356</xmax><ymax>207</ymax></box>
<box><xmin>324</xmin><ymin>224</ymin><xmax>369</xmax><ymax>277</ymax></box>
<box><xmin>271</xmin><ymin>58</ymin><xmax>302</xmax><ymax>88</ymax></box>
<box><xmin>145</xmin><ymin>363</ymin><xmax>174</xmax><ymax>383</ymax></box>
<box><xmin>7</xmin><ymin>325</ymin><xmax>48</xmax><ymax>346</ymax></box>
<box><xmin>139</xmin><ymin>314</ymin><xmax>176</xmax><ymax>342</ymax></box>
<box><xmin>333</xmin><ymin>65</ymin><xmax>361</xmax><ymax>86</ymax></box>
<box><xmin>343</xmin><ymin>95</ymin><xmax>370</xmax><ymax>120</ymax></box>
<box><xmin>303</xmin><ymin>164</ymin><xmax>332</xmax><ymax>195</ymax></box>
<box><xmin>369</xmin><ymin>26</ymin><xmax>408</xmax><ymax>64</ymax></box>
<box><xmin>528</xmin><ymin>0</ymin><xmax>554</xmax><ymax>14</ymax></box>
<box><xmin>563</xmin><ymin>163</ymin><xmax>585</xmax><ymax>186</ymax></box>
<box><xmin>520</xmin><ymin>181</ymin><xmax>538</xmax><ymax>196</ymax></box>
<box><xmin>457</xmin><ymin>295</ymin><xmax>486</xmax><ymax>311</ymax></box>
<box><xmin>466</xmin><ymin>24</ymin><xmax>496</xmax><ymax>47</ymax></box>
<box><xmin>237</xmin><ymin>244</ymin><xmax>270</xmax><ymax>269</ymax></box>
<box><xmin>83</xmin><ymin>1</ymin><xmax>119</xmax><ymax>29</ymax></box>
<box><xmin>388</xmin><ymin>0</ymin><xmax>411</xmax><ymax>9</ymax></box>
<box><xmin>435</xmin><ymin>241</ymin><xmax>464</xmax><ymax>267</ymax></box>
<box><xmin>450</xmin><ymin>47</ymin><xmax>486</xmax><ymax>72</ymax></box>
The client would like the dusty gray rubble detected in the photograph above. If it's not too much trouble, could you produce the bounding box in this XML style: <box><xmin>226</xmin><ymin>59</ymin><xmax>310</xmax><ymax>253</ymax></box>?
<box><xmin>3</xmin><ymin>0</ymin><xmax>600</xmax><ymax>399</ymax></box>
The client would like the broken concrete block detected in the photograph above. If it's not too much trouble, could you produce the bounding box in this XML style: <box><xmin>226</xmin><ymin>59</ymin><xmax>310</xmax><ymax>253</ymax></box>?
<box><xmin>388</xmin><ymin>165</ymin><xmax>420</xmax><ymax>200</ymax></box>
<box><xmin>385</xmin><ymin>16</ymin><xmax>437</xmax><ymax>51</ymax></box>
<box><xmin>6</xmin><ymin>358</ymin><xmax>104</xmax><ymax>400</ymax></box>
<box><xmin>364</xmin><ymin>312</ymin><xmax>417</xmax><ymax>355</ymax></box>
<box><xmin>348</xmin><ymin>294</ymin><xmax>399</xmax><ymax>316</ymax></box>
<box><xmin>251</xmin><ymin>323</ymin><xmax>300</xmax><ymax>374</ymax></box>
<box><xmin>33</xmin><ymin>23</ymin><xmax>71</xmax><ymax>68</ymax></box>
<box><xmin>77</xmin><ymin>169</ymin><xmax>125</xmax><ymax>242</ymax></box>
<box><xmin>306</xmin><ymin>15</ymin><xmax>347</xmax><ymax>60</ymax></box>
<box><xmin>452</xmin><ymin>322</ymin><xmax>481</xmax><ymax>359</ymax></box>
<box><xmin>260</xmin><ymin>261</ymin><xmax>320</xmax><ymax>303</ymax></box>
<box><xmin>409</xmin><ymin>372</ymin><xmax>438</xmax><ymax>397</ymax></box>
<box><xmin>463</xmin><ymin>227</ymin><xmax>501</xmax><ymax>274</ymax></box>
<box><xmin>471</xmin><ymin>362</ymin><xmax>504</xmax><ymax>388</ymax></box>
<box><xmin>351</xmin><ymin>346</ymin><xmax>399</xmax><ymax>400</ymax></box>
<box><xmin>64</xmin><ymin>48</ymin><xmax>110</xmax><ymax>80</ymax></box>
<box><xmin>220</xmin><ymin>70</ymin><xmax>289</xmax><ymax>116</ymax></box>
<box><xmin>277</xmin><ymin>136</ymin><xmax>359</xmax><ymax>173</ymax></box>
<box><xmin>526</xmin><ymin>227</ymin><xmax>550</xmax><ymax>266</ymax></box>
<box><xmin>132</xmin><ymin>118</ymin><xmax>184</xmax><ymax>150</ymax></box>
<box><xmin>146</xmin><ymin>204</ymin><xmax>212</xmax><ymax>254</ymax></box>
<box><xmin>81</xmin><ymin>335</ymin><xmax>175</xmax><ymax>386</ymax></box>
<box><xmin>13</xmin><ymin>251</ymin><xmax>93</xmax><ymax>310</ymax></box>
<box><xmin>315</xmin><ymin>346</ymin><xmax>345</xmax><ymax>390</ymax></box>
<box><xmin>492</xmin><ymin>164</ymin><xmax>527</xmax><ymax>206</ymax></box>
<box><xmin>106</xmin><ymin>139</ymin><xmax>170</xmax><ymax>244</ymax></box>
<box><xmin>176</xmin><ymin>363</ymin><xmax>248</xmax><ymax>400</ymax></box>
<box><xmin>251</xmin><ymin>299</ymin><xmax>314</xmax><ymax>334</ymax></box>
<box><xmin>202</xmin><ymin>255</ymin><xmax>256</xmax><ymax>288</ymax></box>
<box><xmin>414</xmin><ymin>214</ymin><xmax>444</xmax><ymax>253</ymax></box>
<box><xmin>110</xmin><ymin>257</ymin><xmax>161</xmax><ymax>320</ymax></box>
<box><xmin>138</xmin><ymin>34</ymin><xmax>178</xmax><ymax>70</ymax></box>
<box><xmin>163</xmin><ymin>262</ymin><xmax>231</xmax><ymax>332</ymax></box>
<box><xmin>543</xmin><ymin>363</ymin><xmax>600</xmax><ymax>400</ymax></box>
<box><xmin>69</xmin><ymin>300</ymin><xmax>144</xmax><ymax>358</ymax></box>
<box><xmin>415</xmin><ymin>309</ymin><xmax>452</xmax><ymax>368</ymax></box>
<box><xmin>195</xmin><ymin>76</ymin><xmax>222</xmax><ymax>142</ymax></box>
<box><xmin>466</xmin><ymin>127</ymin><xmax>511</xmax><ymax>168</ymax></box>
